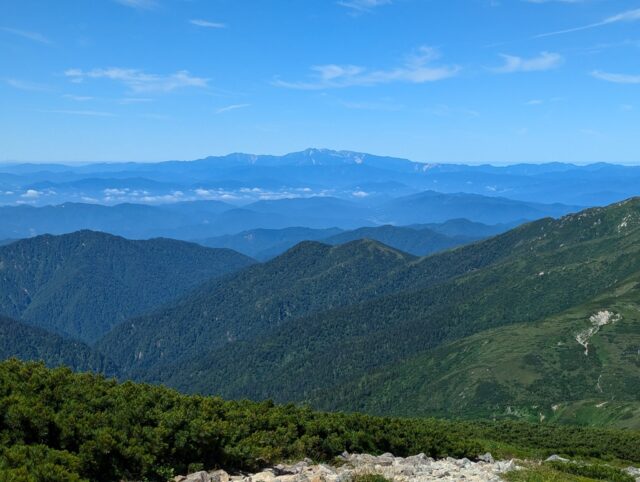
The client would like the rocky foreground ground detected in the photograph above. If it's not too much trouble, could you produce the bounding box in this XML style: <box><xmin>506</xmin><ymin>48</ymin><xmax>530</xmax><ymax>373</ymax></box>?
<box><xmin>174</xmin><ymin>452</ymin><xmax>519</xmax><ymax>482</ymax></box>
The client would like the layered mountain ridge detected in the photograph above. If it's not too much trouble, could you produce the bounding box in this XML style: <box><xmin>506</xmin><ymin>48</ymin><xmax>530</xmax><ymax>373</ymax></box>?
<box><xmin>0</xmin><ymin>197</ymin><xmax>639</xmax><ymax>429</ymax></box>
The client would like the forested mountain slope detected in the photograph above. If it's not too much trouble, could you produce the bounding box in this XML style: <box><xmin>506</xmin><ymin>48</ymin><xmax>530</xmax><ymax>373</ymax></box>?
<box><xmin>98</xmin><ymin>239</ymin><xmax>417</xmax><ymax>374</ymax></box>
<box><xmin>323</xmin><ymin>225</ymin><xmax>474</xmax><ymax>256</ymax></box>
<box><xmin>0</xmin><ymin>316</ymin><xmax>116</xmax><ymax>374</ymax></box>
<box><xmin>0</xmin><ymin>231</ymin><xmax>255</xmax><ymax>342</ymax></box>
<box><xmin>324</xmin><ymin>273</ymin><xmax>640</xmax><ymax>428</ymax></box>
<box><xmin>98</xmin><ymin>198</ymin><xmax>640</xmax><ymax>427</ymax></box>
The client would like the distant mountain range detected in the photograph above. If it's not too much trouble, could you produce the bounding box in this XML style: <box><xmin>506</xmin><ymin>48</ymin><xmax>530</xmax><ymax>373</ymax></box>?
<box><xmin>2</xmin><ymin>148</ymin><xmax>640</xmax><ymax>206</ymax></box>
<box><xmin>0</xmin><ymin>192</ymin><xmax>576</xmax><ymax>240</ymax></box>
<box><xmin>0</xmin><ymin>192</ymin><xmax>640</xmax><ymax>429</ymax></box>
<box><xmin>197</xmin><ymin>219</ymin><xmax>512</xmax><ymax>260</ymax></box>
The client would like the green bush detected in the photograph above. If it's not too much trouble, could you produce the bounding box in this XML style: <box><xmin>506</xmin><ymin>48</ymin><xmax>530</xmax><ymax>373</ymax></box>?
<box><xmin>547</xmin><ymin>461</ymin><xmax>635</xmax><ymax>482</ymax></box>
<box><xmin>1</xmin><ymin>360</ymin><xmax>639</xmax><ymax>481</ymax></box>
<box><xmin>352</xmin><ymin>475</ymin><xmax>392</xmax><ymax>482</ymax></box>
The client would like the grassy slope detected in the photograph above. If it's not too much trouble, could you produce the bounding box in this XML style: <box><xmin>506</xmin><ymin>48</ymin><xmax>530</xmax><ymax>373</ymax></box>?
<box><xmin>321</xmin><ymin>273</ymin><xmax>640</xmax><ymax>428</ymax></box>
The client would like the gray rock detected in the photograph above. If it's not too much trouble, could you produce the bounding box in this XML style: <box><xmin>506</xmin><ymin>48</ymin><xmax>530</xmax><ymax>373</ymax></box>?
<box><xmin>209</xmin><ymin>470</ymin><xmax>231</xmax><ymax>482</ymax></box>
<box><xmin>183</xmin><ymin>471</ymin><xmax>213</xmax><ymax>482</ymax></box>
<box><xmin>251</xmin><ymin>471</ymin><xmax>276</xmax><ymax>482</ymax></box>
<box><xmin>478</xmin><ymin>453</ymin><xmax>494</xmax><ymax>464</ymax></box>
<box><xmin>177</xmin><ymin>452</ymin><xmax>521</xmax><ymax>482</ymax></box>
<box><xmin>625</xmin><ymin>466</ymin><xmax>640</xmax><ymax>482</ymax></box>
<box><xmin>495</xmin><ymin>459</ymin><xmax>516</xmax><ymax>472</ymax></box>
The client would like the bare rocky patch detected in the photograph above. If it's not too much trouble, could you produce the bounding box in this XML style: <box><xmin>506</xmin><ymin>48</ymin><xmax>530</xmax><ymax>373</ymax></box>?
<box><xmin>174</xmin><ymin>452</ymin><xmax>519</xmax><ymax>482</ymax></box>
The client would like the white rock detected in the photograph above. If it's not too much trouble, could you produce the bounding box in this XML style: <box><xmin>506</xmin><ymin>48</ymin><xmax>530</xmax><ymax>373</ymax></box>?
<box><xmin>177</xmin><ymin>453</ymin><xmax>522</xmax><ymax>482</ymax></box>
<box><xmin>251</xmin><ymin>471</ymin><xmax>276</xmax><ymax>482</ymax></box>
<box><xmin>545</xmin><ymin>455</ymin><xmax>569</xmax><ymax>463</ymax></box>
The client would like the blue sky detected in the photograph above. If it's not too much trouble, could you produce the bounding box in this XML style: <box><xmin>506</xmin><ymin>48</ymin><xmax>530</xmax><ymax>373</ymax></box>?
<box><xmin>1</xmin><ymin>0</ymin><xmax>639</xmax><ymax>164</ymax></box>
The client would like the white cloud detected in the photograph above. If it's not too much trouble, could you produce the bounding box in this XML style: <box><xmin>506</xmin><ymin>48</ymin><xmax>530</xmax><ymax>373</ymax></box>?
<box><xmin>275</xmin><ymin>46</ymin><xmax>460</xmax><ymax>90</ymax></box>
<box><xmin>21</xmin><ymin>189</ymin><xmax>41</xmax><ymax>199</ymax></box>
<box><xmin>352</xmin><ymin>190</ymin><xmax>370</xmax><ymax>198</ymax></box>
<box><xmin>114</xmin><ymin>0</ymin><xmax>157</xmax><ymax>9</ymax></box>
<box><xmin>140</xmin><ymin>191</ymin><xmax>185</xmax><ymax>204</ymax></box>
<box><xmin>536</xmin><ymin>8</ymin><xmax>640</xmax><ymax>38</ymax></box>
<box><xmin>64</xmin><ymin>68</ymin><xmax>209</xmax><ymax>93</ymax></box>
<box><xmin>215</xmin><ymin>103</ymin><xmax>251</xmax><ymax>114</ymax></box>
<box><xmin>0</xmin><ymin>27</ymin><xmax>51</xmax><ymax>44</ymax></box>
<box><xmin>190</xmin><ymin>19</ymin><xmax>226</xmax><ymax>29</ymax></box>
<box><xmin>526</xmin><ymin>99</ymin><xmax>544</xmax><ymax>105</ymax></box>
<box><xmin>104</xmin><ymin>188</ymin><xmax>128</xmax><ymax>196</ymax></box>
<box><xmin>337</xmin><ymin>0</ymin><xmax>391</xmax><ymax>12</ymax></box>
<box><xmin>591</xmin><ymin>70</ymin><xmax>640</xmax><ymax>84</ymax></box>
<box><xmin>493</xmin><ymin>52</ymin><xmax>563</xmax><ymax>73</ymax></box>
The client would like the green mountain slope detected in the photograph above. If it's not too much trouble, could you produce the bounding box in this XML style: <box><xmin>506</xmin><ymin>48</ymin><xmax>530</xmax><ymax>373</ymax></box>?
<box><xmin>0</xmin><ymin>231</ymin><xmax>255</xmax><ymax>342</ymax></box>
<box><xmin>0</xmin><ymin>316</ymin><xmax>116</xmax><ymax>374</ymax></box>
<box><xmin>99</xmin><ymin>199</ymin><xmax>640</xmax><ymax>428</ymax></box>
<box><xmin>98</xmin><ymin>239</ymin><xmax>417</xmax><ymax>375</ymax></box>
<box><xmin>324</xmin><ymin>271</ymin><xmax>640</xmax><ymax>428</ymax></box>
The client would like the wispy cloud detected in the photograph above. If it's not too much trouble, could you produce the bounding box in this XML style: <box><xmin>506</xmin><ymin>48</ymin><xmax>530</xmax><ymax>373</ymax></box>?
<box><xmin>0</xmin><ymin>27</ymin><xmax>51</xmax><ymax>44</ymax></box>
<box><xmin>40</xmin><ymin>109</ymin><xmax>116</xmax><ymax>117</ymax></box>
<box><xmin>190</xmin><ymin>19</ymin><xmax>227</xmax><ymax>29</ymax></box>
<box><xmin>337</xmin><ymin>0</ymin><xmax>391</xmax><ymax>12</ymax></box>
<box><xmin>119</xmin><ymin>97</ymin><xmax>154</xmax><ymax>104</ymax></box>
<box><xmin>5</xmin><ymin>78</ymin><xmax>50</xmax><ymax>91</ymax></box>
<box><xmin>114</xmin><ymin>0</ymin><xmax>157</xmax><ymax>9</ymax></box>
<box><xmin>591</xmin><ymin>70</ymin><xmax>640</xmax><ymax>84</ymax></box>
<box><xmin>274</xmin><ymin>46</ymin><xmax>460</xmax><ymax>90</ymax></box>
<box><xmin>340</xmin><ymin>99</ymin><xmax>404</xmax><ymax>111</ymax></box>
<box><xmin>216</xmin><ymin>103</ymin><xmax>250</xmax><ymax>114</ymax></box>
<box><xmin>63</xmin><ymin>94</ymin><xmax>94</xmax><ymax>101</ymax></box>
<box><xmin>492</xmin><ymin>52</ymin><xmax>563</xmax><ymax>73</ymax></box>
<box><xmin>64</xmin><ymin>68</ymin><xmax>209</xmax><ymax>93</ymax></box>
<box><xmin>535</xmin><ymin>8</ymin><xmax>640</xmax><ymax>38</ymax></box>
